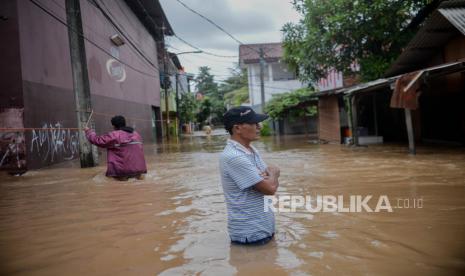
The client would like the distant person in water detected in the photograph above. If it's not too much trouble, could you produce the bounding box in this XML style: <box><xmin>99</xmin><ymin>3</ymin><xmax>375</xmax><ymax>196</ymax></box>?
<box><xmin>204</xmin><ymin>123</ymin><xmax>212</xmax><ymax>136</ymax></box>
<box><xmin>84</xmin><ymin>115</ymin><xmax>147</xmax><ymax>180</ymax></box>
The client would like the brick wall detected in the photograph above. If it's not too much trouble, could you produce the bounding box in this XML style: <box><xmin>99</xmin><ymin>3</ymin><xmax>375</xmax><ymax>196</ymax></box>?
<box><xmin>318</xmin><ymin>96</ymin><xmax>341</xmax><ymax>143</ymax></box>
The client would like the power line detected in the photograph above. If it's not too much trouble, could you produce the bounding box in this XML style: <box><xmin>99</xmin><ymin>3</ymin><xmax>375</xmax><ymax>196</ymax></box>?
<box><xmin>88</xmin><ymin>0</ymin><xmax>161</xmax><ymax>71</ymax></box>
<box><xmin>174</xmin><ymin>0</ymin><xmax>265</xmax><ymax>57</ymax></box>
<box><xmin>216</xmin><ymin>79</ymin><xmax>302</xmax><ymax>90</ymax></box>
<box><xmin>192</xmin><ymin>77</ymin><xmax>299</xmax><ymax>92</ymax></box>
<box><xmin>48</xmin><ymin>0</ymin><xmax>161</xmax><ymax>72</ymax></box>
<box><xmin>166</xmin><ymin>44</ymin><xmax>182</xmax><ymax>51</ymax></box>
<box><xmin>175</xmin><ymin>0</ymin><xmax>243</xmax><ymax>44</ymax></box>
<box><xmin>189</xmin><ymin>68</ymin><xmax>298</xmax><ymax>81</ymax></box>
<box><xmin>30</xmin><ymin>0</ymin><xmax>161</xmax><ymax>79</ymax></box>
<box><xmin>175</xmin><ymin>52</ymin><xmax>238</xmax><ymax>65</ymax></box>
<box><xmin>133</xmin><ymin>0</ymin><xmax>236</xmax><ymax>60</ymax></box>
<box><xmin>172</xmin><ymin>35</ymin><xmax>238</xmax><ymax>58</ymax></box>
<box><xmin>167</xmin><ymin>43</ymin><xmax>229</xmax><ymax>66</ymax></box>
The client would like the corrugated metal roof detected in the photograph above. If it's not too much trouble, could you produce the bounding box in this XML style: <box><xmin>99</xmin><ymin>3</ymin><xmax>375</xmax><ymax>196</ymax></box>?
<box><xmin>315</xmin><ymin>77</ymin><xmax>395</xmax><ymax>97</ymax></box>
<box><xmin>343</xmin><ymin>78</ymin><xmax>397</xmax><ymax>96</ymax></box>
<box><xmin>385</xmin><ymin>0</ymin><xmax>465</xmax><ymax>77</ymax></box>
<box><xmin>345</xmin><ymin>61</ymin><xmax>465</xmax><ymax>97</ymax></box>
<box><xmin>439</xmin><ymin>7</ymin><xmax>465</xmax><ymax>35</ymax></box>
<box><xmin>314</xmin><ymin>87</ymin><xmax>346</xmax><ymax>97</ymax></box>
<box><xmin>318</xmin><ymin>60</ymin><xmax>465</xmax><ymax>98</ymax></box>
<box><xmin>423</xmin><ymin>60</ymin><xmax>465</xmax><ymax>76</ymax></box>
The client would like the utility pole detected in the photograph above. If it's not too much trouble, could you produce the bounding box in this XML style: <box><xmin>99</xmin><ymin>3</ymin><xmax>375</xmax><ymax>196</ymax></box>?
<box><xmin>259</xmin><ymin>47</ymin><xmax>266</xmax><ymax>112</ymax></box>
<box><xmin>163</xmin><ymin>50</ymin><xmax>170</xmax><ymax>140</ymax></box>
<box><xmin>175</xmin><ymin>73</ymin><xmax>181</xmax><ymax>137</ymax></box>
<box><xmin>161</xmin><ymin>21</ymin><xmax>170</xmax><ymax>141</ymax></box>
<box><xmin>66</xmin><ymin>0</ymin><xmax>97</xmax><ymax>167</ymax></box>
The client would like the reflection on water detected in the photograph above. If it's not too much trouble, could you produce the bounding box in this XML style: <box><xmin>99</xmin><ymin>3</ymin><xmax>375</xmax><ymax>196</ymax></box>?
<box><xmin>1</xmin><ymin>135</ymin><xmax>465</xmax><ymax>275</ymax></box>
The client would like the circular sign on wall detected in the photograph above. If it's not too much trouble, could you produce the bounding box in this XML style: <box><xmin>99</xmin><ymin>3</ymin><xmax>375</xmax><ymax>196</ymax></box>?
<box><xmin>106</xmin><ymin>47</ymin><xmax>126</xmax><ymax>82</ymax></box>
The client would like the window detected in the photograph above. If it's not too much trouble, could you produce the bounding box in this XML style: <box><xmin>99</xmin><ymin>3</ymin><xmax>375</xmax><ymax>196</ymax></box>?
<box><xmin>272</xmin><ymin>63</ymin><xmax>296</xmax><ymax>81</ymax></box>
<box><xmin>252</xmin><ymin>65</ymin><xmax>269</xmax><ymax>81</ymax></box>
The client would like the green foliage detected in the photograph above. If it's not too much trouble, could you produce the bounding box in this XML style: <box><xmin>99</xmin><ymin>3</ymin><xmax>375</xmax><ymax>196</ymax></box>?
<box><xmin>195</xmin><ymin>66</ymin><xmax>219</xmax><ymax>98</ymax></box>
<box><xmin>196</xmin><ymin>97</ymin><xmax>212</xmax><ymax>125</ymax></box>
<box><xmin>264</xmin><ymin>87</ymin><xmax>317</xmax><ymax>119</ymax></box>
<box><xmin>282</xmin><ymin>0</ymin><xmax>429</xmax><ymax>82</ymax></box>
<box><xmin>169</xmin><ymin>123</ymin><xmax>177</xmax><ymax>136</ymax></box>
<box><xmin>209</xmin><ymin>96</ymin><xmax>227</xmax><ymax>124</ymax></box>
<box><xmin>260</xmin><ymin>120</ymin><xmax>272</xmax><ymax>136</ymax></box>
<box><xmin>220</xmin><ymin>64</ymin><xmax>249</xmax><ymax>107</ymax></box>
<box><xmin>224</xmin><ymin>86</ymin><xmax>249</xmax><ymax>107</ymax></box>
<box><xmin>194</xmin><ymin>67</ymin><xmax>227</xmax><ymax>124</ymax></box>
<box><xmin>194</xmin><ymin>64</ymin><xmax>248</xmax><ymax>124</ymax></box>
<box><xmin>179</xmin><ymin>92</ymin><xmax>197</xmax><ymax>124</ymax></box>
<box><xmin>219</xmin><ymin>65</ymin><xmax>248</xmax><ymax>94</ymax></box>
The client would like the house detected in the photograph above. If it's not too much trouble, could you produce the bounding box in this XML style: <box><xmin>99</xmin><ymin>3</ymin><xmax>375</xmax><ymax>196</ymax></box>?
<box><xmin>159</xmin><ymin>52</ymin><xmax>193</xmax><ymax>137</ymax></box>
<box><xmin>316</xmin><ymin>0</ymin><xmax>465</xmax><ymax>152</ymax></box>
<box><xmin>0</xmin><ymin>0</ymin><xmax>173</xmax><ymax>172</ymax></box>
<box><xmin>239</xmin><ymin>43</ymin><xmax>306</xmax><ymax>111</ymax></box>
<box><xmin>314</xmin><ymin>69</ymin><xmax>358</xmax><ymax>143</ymax></box>
<box><xmin>384</xmin><ymin>0</ymin><xmax>465</xmax><ymax>152</ymax></box>
<box><xmin>239</xmin><ymin>42</ymin><xmax>320</xmax><ymax>135</ymax></box>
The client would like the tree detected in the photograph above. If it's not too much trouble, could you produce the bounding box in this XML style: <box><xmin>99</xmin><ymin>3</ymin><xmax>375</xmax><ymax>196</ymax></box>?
<box><xmin>282</xmin><ymin>0</ymin><xmax>430</xmax><ymax>82</ymax></box>
<box><xmin>193</xmin><ymin>65</ymin><xmax>248</xmax><ymax>125</ymax></box>
<box><xmin>265</xmin><ymin>87</ymin><xmax>317</xmax><ymax>136</ymax></box>
<box><xmin>264</xmin><ymin>88</ymin><xmax>317</xmax><ymax>120</ymax></box>
<box><xmin>220</xmin><ymin>64</ymin><xmax>249</xmax><ymax>107</ymax></box>
<box><xmin>224</xmin><ymin>87</ymin><xmax>249</xmax><ymax>107</ymax></box>
<box><xmin>219</xmin><ymin>65</ymin><xmax>248</xmax><ymax>94</ymax></box>
<box><xmin>194</xmin><ymin>66</ymin><xmax>228</xmax><ymax>124</ymax></box>
<box><xmin>179</xmin><ymin>92</ymin><xmax>197</xmax><ymax>125</ymax></box>
<box><xmin>195</xmin><ymin>66</ymin><xmax>218</xmax><ymax>98</ymax></box>
<box><xmin>196</xmin><ymin>97</ymin><xmax>212</xmax><ymax>125</ymax></box>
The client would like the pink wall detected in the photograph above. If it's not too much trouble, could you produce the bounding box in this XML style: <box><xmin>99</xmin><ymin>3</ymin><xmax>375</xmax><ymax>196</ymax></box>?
<box><xmin>0</xmin><ymin>0</ymin><xmax>23</xmax><ymax>108</ymax></box>
<box><xmin>80</xmin><ymin>0</ymin><xmax>161</xmax><ymax>107</ymax></box>
<box><xmin>17</xmin><ymin>0</ymin><xmax>73</xmax><ymax>90</ymax></box>
<box><xmin>7</xmin><ymin>0</ymin><xmax>161</xmax><ymax>170</ymax></box>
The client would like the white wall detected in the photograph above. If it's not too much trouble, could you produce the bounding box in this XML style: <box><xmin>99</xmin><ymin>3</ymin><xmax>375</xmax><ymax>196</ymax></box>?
<box><xmin>246</xmin><ymin>62</ymin><xmax>306</xmax><ymax>107</ymax></box>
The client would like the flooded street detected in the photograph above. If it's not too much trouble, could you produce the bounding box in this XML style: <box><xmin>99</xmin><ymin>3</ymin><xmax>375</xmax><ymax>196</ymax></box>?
<box><xmin>1</xmin><ymin>135</ymin><xmax>465</xmax><ymax>275</ymax></box>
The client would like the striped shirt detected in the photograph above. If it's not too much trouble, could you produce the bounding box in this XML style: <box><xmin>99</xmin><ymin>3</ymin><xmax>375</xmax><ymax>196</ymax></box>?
<box><xmin>219</xmin><ymin>139</ymin><xmax>275</xmax><ymax>243</ymax></box>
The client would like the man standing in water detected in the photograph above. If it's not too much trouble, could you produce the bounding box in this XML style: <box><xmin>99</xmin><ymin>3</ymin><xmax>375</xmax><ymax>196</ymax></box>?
<box><xmin>84</xmin><ymin>115</ymin><xmax>147</xmax><ymax>180</ymax></box>
<box><xmin>220</xmin><ymin>106</ymin><xmax>280</xmax><ymax>245</ymax></box>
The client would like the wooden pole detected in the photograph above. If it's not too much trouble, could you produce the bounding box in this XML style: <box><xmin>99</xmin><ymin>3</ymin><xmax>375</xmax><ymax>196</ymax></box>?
<box><xmin>373</xmin><ymin>94</ymin><xmax>378</xmax><ymax>136</ymax></box>
<box><xmin>405</xmin><ymin>108</ymin><xmax>416</xmax><ymax>154</ymax></box>
<box><xmin>350</xmin><ymin>95</ymin><xmax>359</xmax><ymax>145</ymax></box>
<box><xmin>84</xmin><ymin>110</ymin><xmax>93</xmax><ymax>128</ymax></box>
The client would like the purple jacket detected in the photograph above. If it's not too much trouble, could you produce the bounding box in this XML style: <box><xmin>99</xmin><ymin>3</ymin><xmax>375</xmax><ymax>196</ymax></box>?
<box><xmin>85</xmin><ymin>129</ymin><xmax>147</xmax><ymax>177</ymax></box>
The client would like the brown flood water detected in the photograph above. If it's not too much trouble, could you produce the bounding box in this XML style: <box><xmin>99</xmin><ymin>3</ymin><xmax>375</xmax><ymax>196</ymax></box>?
<box><xmin>1</xmin><ymin>135</ymin><xmax>465</xmax><ymax>275</ymax></box>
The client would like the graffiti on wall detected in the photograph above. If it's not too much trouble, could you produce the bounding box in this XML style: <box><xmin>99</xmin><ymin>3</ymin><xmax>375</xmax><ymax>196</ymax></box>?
<box><xmin>0</xmin><ymin>108</ymin><xmax>27</xmax><ymax>171</ymax></box>
<box><xmin>0</xmin><ymin>132</ymin><xmax>26</xmax><ymax>170</ymax></box>
<box><xmin>30</xmin><ymin>122</ymin><xmax>79</xmax><ymax>162</ymax></box>
<box><xmin>1</xmin><ymin>106</ymin><xmax>81</xmax><ymax>171</ymax></box>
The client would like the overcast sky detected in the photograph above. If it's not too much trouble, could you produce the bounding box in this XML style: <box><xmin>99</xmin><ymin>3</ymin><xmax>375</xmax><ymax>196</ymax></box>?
<box><xmin>159</xmin><ymin>0</ymin><xmax>301</xmax><ymax>83</ymax></box>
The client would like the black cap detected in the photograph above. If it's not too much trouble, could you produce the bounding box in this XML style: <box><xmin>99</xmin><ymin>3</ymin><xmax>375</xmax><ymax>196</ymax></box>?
<box><xmin>223</xmin><ymin>106</ymin><xmax>269</xmax><ymax>128</ymax></box>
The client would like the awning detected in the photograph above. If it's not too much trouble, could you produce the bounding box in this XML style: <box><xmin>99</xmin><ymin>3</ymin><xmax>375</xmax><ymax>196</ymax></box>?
<box><xmin>385</xmin><ymin>1</ymin><xmax>465</xmax><ymax>77</ymax></box>
<box><xmin>320</xmin><ymin>60</ymin><xmax>465</xmax><ymax>98</ymax></box>
<box><xmin>314</xmin><ymin>87</ymin><xmax>346</xmax><ymax>97</ymax></box>
<box><xmin>343</xmin><ymin>77</ymin><xmax>399</xmax><ymax>96</ymax></box>
<box><xmin>439</xmin><ymin>6</ymin><xmax>465</xmax><ymax>35</ymax></box>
